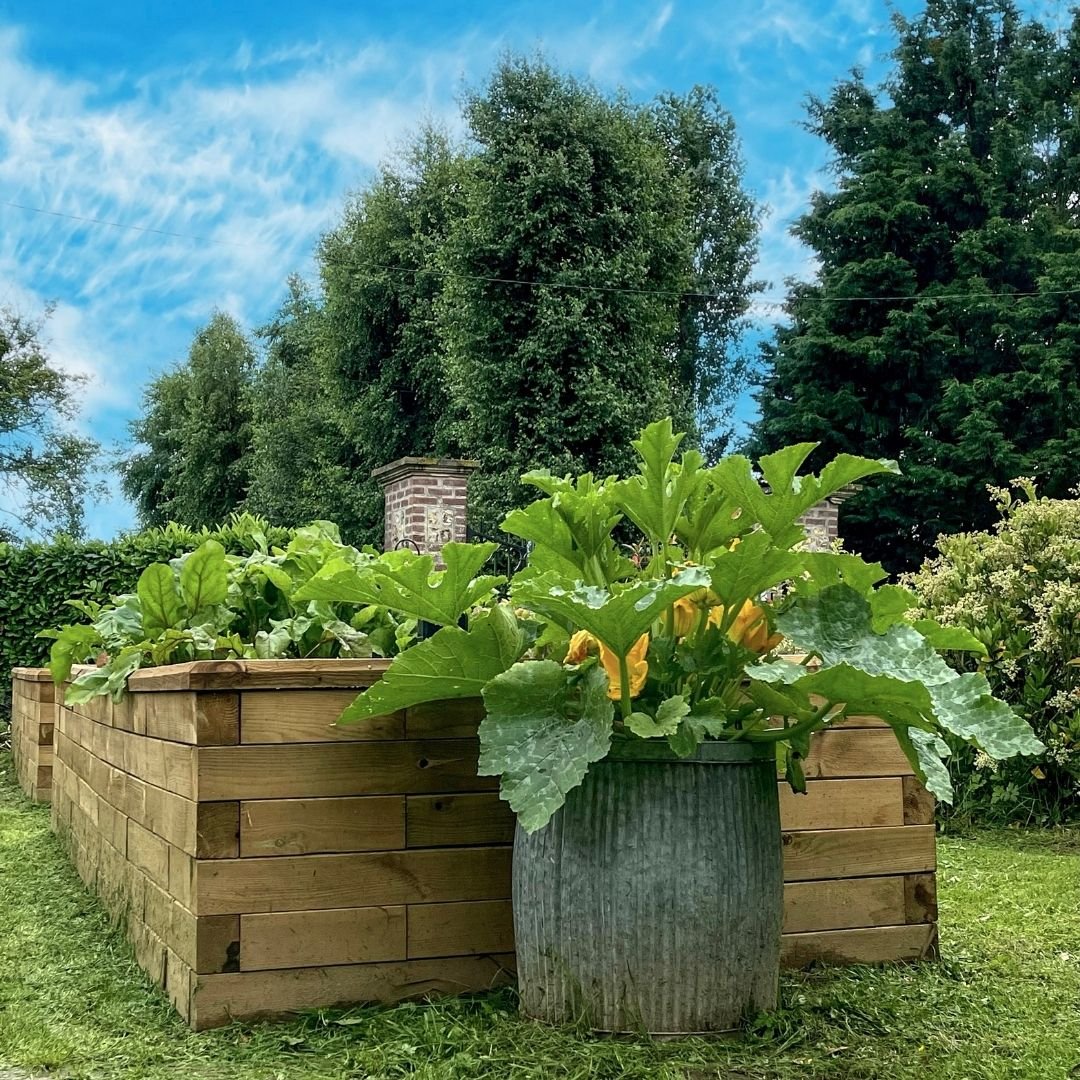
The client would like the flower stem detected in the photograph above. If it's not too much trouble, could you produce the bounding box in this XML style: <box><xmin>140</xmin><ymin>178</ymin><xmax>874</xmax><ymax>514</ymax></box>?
<box><xmin>618</xmin><ymin>653</ymin><xmax>633</xmax><ymax>721</ymax></box>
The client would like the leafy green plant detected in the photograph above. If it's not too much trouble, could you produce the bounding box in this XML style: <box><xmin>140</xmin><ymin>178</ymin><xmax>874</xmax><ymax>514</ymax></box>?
<box><xmin>325</xmin><ymin>419</ymin><xmax>1042</xmax><ymax>832</ymax></box>
<box><xmin>42</xmin><ymin>523</ymin><xmax>418</xmax><ymax>702</ymax></box>
<box><xmin>0</xmin><ymin>513</ymin><xmax>295</xmax><ymax>725</ymax></box>
<box><xmin>907</xmin><ymin>480</ymin><xmax>1080</xmax><ymax>825</ymax></box>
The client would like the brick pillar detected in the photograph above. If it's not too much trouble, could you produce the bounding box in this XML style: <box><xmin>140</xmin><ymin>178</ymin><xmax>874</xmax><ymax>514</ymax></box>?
<box><xmin>372</xmin><ymin>457</ymin><xmax>479</xmax><ymax>558</ymax></box>
<box><xmin>797</xmin><ymin>486</ymin><xmax>859</xmax><ymax>551</ymax></box>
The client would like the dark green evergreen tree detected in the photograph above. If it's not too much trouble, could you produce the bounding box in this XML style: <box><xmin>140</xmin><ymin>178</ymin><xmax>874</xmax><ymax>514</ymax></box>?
<box><xmin>750</xmin><ymin>0</ymin><xmax>1080</xmax><ymax>573</ymax></box>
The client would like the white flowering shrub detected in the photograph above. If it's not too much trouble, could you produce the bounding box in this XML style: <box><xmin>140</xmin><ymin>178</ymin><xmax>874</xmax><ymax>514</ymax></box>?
<box><xmin>907</xmin><ymin>480</ymin><xmax>1080</xmax><ymax>824</ymax></box>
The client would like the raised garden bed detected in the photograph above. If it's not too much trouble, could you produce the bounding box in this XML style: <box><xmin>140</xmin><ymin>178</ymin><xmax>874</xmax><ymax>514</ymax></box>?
<box><xmin>11</xmin><ymin>667</ymin><xmax>56</xmax><ymax>803</ymax></box>
<box><xmin>48</xmin><ymin>658</ymin><xmax>937</xmax><ymax>1029</ymax></box>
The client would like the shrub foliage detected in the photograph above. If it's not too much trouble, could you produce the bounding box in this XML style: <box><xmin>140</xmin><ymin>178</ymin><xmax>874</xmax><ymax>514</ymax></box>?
<box><xmin>0</xmin><ymin>515</ymin><xmax>292</xmax><ymax>725</ymax></box>
<box><xmin>908</xmin><ymin>482</ymin><xmax>1080</xmax><ymax>824</ymax></box>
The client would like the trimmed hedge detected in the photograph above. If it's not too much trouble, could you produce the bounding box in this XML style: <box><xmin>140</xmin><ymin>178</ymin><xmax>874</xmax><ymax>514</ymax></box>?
<box><xmin>0</xmin><ymin>515</ymin><xmax>294</xmax><ymax>729</ymax></box>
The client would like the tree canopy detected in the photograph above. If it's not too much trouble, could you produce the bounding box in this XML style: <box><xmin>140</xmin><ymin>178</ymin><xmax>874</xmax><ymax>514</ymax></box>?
<box><xmin>122</xmin><ymin>311</ymin><xmax>254</xmax><ymax>529</ymax></box>
<box><xmin>121</xmin><ymin>56</ymin><xmax>759</xmax><ymax>543</ymax></box>
<box><xmin>0</xmin><ymin>306</ymin><xmax>99</xmax><ymax>540</ymax></box>
<box><xmin>749</xmin><ymin>0</ymin><xmax>1080</xmax><ymax>573</ymax></box>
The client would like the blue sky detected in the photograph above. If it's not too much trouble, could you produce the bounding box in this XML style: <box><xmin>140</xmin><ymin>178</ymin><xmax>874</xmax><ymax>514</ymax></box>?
<box><xmin>0</xmin><ymin>0</ymin><xmax>924</xmax><ymax>539</ymax></box>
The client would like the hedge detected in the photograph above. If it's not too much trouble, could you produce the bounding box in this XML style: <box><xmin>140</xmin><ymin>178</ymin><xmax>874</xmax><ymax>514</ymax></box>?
<box><xmin>0</xmin><ymin>515</ymin><xmax>294</xmax><ymax>730</ymax></box>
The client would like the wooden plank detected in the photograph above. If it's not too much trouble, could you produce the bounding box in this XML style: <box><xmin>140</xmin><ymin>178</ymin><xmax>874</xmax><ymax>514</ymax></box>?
<box><xmin>794</xmin><ymin>728</ymin><xmax>913</xmax><ymax>779</ymax></box>
<box><xmin>191</xmin><ymin>954</ymin><xmax>515</xmax><ymax>1030</ymax></box>
<box><xmin>783</xmin><ymin>825</ymin><xmax>936</xmax><ymax>882</ymax></box>
<box><xmin>904</xmin><ymin>872</ymin><xmax>938</xmax><ymax>924</ymax></box>
<box><xmin>406</xmin><ymin>793</ymin><xmax>515</xmax><ymax>848</ymax></box>
<box><xmin>782</xmin><ymin>876</ymin><xmax>907</xmax><ymax>934</ymax></box>
<box><xmin>126</xmin><ymin>819</ymin><xmax>171</xmax><ymax>890</ymax></box>
<box><xmin>239</xmin><ymin>690</ymin><xmax>403</xmax><ymax>744</ymax></box>
<box><xmin>129</xmin><ymin>658</ymin><xmax>391</xmax><ymax>692</ymax></box>
<box><xmin>779</xmin><ymin>779</ymin><xmax>904</xmax><ymax>832</ymax></box>
<box><xmin>197</xmin><ymin>915</ymin><xmax>240</xmax><ymax>974</ymax></box>
<box><xmin>165</xmin><ymin>947</ymin><xmax>193</xmax><ymax>1023</ymax></box>
<box><xmin>240</xmin><ymin>906</ymin><xmax>407</xmax><ymax>970</ymax></box>
<box><xmin>198</xmin><ymin>740</ymin><xmax>497</xmax><ymax>800</ymax></box>
<box><xmin>239</xmin><ymin>796</ymin><xmax>405</xmax><ymax>856</ymax></box>
<box><xmin>197</xmin><ymin>846</ymin><xmax>512</xmax><ymax>915</ymax></box>
<box><xmin>405</xmin><ymin>699</ymin><xmax>484</xmax><ymax>740</ymax></box>
<box><xmin>169</xmin><ymin>846</ymin><xmax>195</xmax><ymax>910</ymax></box>
<box><xmin>902</xmin><ymin>775</ymin><xmax>935</xmax><ymax>825</ymax></box>
<box><xmin>12</xmin><ymin>666</ymin><xmax>55</xmax><ymax>682</ymax></box>
<box><xmin>781</xmin><ymin>923</ymin><xmax>938</xmax><ymax>968</ymax></box>
<box><xmin>136</xmin><ymin>692</ymin><xmax>240</xmax><ymax>745</ymax></box>
<box><xmin>407</xmin><ymin>899</ymin><xmax>515</xmax><ymax>958</ymax></box>
<box><xmin>60</xmin><ymin>707</ymin><xmax>197</xmax><ymax>798</ymax></box>
<box><xmin>197</xmin><ymin>802</ymin><xmax>240</xmax><ymax>859</ymax></box>
<box><xmin>57</xmin><ymin>726</ymin><xmax>200</xmax><ymax>854</ymax></box>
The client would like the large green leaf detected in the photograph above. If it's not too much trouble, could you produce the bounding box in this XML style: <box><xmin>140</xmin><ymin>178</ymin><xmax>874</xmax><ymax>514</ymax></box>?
<box><xmin>611</xmin><ymin>418</ymin><xmax>703</xmax><ymax>550</ymax></box>
<box><xmin>800</xmin><ymin>553</ymin><xmax>888</xmax><ymax>596</ymax></box>
<box><xmin>479</xmin><ymin>661</ymin><xmax>613</xmax><ymax>832</ymax></box>
<box><xmin>707</xmin><ymin>531</ymin><xmax>805</xmax><ymax>609</ymax></box>
<box><xmin>180</xmin><ymin>540</ymin><xmax>228</xmax><ymax>613</ymax></box>
<box><xmin>137</xmin><ymin>563</ymin><xmax>185</xmax><ymax>636</ymax></box>
<box><xmin>507</xmin><ymin>471</ymin><xmax>628</xmax><ymax>585</ymax></box>
<box><xmin>512</xmin><ymin>566</ymin><xmax>710</xmax><ymax>658</ymax></box>
<box><xmin>710</xmin><ymin>450</ymin><xmax>899</xmax><ymax>543</ymax></box>
<box><xmin>45</xmin><ymin>624</ymin><xmax>103</xmax><ymax>684</ymax></box>
<box><xmin>337</xmin><ymin>606</ymin><xmax>525</xmax><ymax>724</ymax></box>
<box><xmin>750</xmin><ymin>585</ymin><xmax>1043</xmax><ymax>797</ymax></box>
<box><xmin>296</xmin><ymin>542</ymin><xmax>504</xmax><ymax>625</ymax></box>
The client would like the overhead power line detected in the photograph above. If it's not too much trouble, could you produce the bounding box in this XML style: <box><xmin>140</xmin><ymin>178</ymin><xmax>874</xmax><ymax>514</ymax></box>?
<box><xmin>6</xmin><ymin>196</ymin><xmax>1080</xmax><ymax>308</ymax></box>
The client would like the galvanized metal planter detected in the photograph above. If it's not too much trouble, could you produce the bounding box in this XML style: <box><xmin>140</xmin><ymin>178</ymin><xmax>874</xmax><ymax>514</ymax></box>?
<box><xmin>513</xmin><ymin>737</ymin><xmax>783</xmax><ymax>1034</ymax></box>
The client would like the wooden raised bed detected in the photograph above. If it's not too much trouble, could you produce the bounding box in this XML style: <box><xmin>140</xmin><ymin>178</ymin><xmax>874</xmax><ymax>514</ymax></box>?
<box><xmin>49</xmin><ymin>659</ymin><xmax>936</xmax><ymax>1029</ymax></box>
<box><xmin>11</xmin><ymin>667</ymin><xmax>56</xmax><ymax>802</ymax></box>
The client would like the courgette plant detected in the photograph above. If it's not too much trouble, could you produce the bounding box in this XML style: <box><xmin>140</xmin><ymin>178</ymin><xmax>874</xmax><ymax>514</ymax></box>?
<box><xmin>303</xmin><ymin>419</ymin><xmax>1043</xmax><ymax>831</ymax></box>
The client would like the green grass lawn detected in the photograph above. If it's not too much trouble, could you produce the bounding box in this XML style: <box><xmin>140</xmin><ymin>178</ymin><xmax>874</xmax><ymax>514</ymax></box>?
<box><xmin>2</xmin><ymin>755</ymin><xmax>1079</xmax><ymax>1080</ymax></box>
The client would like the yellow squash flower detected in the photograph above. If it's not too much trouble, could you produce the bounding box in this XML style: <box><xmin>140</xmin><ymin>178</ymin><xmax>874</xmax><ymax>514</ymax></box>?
<box><xmin>565</xmin><ymin>630</ymin><xmax>650</xmax><ymax>701</ymax></box>
<box><xmin>708</xmin><ymin>600</ymin><xmax>783</xmax><ymax>655</ymax></box>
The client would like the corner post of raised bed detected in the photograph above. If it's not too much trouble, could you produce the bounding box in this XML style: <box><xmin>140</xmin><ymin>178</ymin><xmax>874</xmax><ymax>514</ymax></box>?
<box><xmin>373</xmin><ymin>456</ymin><xmax>479</xmax><ymax>561</ymax></box>
<box><xmin>797</xmin><ymin>484</ymin><xmax>859</xmax><ymax>551</ymax></box>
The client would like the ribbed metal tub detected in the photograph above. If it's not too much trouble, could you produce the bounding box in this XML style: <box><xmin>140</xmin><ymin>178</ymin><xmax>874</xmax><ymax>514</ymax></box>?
<box><xmin>513</xmin><ymin>737</ymin><xmax>782</xmax><ymax>1034</ymax></box>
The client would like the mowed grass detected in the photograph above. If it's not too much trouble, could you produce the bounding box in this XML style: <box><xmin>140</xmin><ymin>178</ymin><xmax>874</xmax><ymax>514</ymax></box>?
<box><xmin>1</xmin><ymin>755</ymin><xmax>1079</xmax><ymax>1080</ymax></box>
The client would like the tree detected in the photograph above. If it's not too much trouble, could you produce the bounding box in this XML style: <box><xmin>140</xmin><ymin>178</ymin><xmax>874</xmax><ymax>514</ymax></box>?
<box><xmin>122</xmin><ymin>312</ymin><xmax>254</xmax><ymax>528</ymax></box>
<box><xmin>315</xmin><ymin>128</ymin><xmax>468</xmax><ymax>544</ymax></box>
<box><xmin>119</xmin><ymin>366</ymin><xmax>189</xmax><ymax>529</ymax></box>
<box><xmin>439</xmin><ymin>58</ymin><xmax>758</xmax><ymax>532</ymax></box>
<box><xmin>0</xmin><ymin>306</ymin><xmax>99</xmax><ymax>539</ymax></box>
<box><xmin>749</xmin><ymin>0</ymin><xmax>1080</xmax><ymax>573</ymax></box>
<box><xmin>651</xmin><ymin>87</ymin><xmax>761</xmax><ymax>458</ymax></box>
<box><xmin>245</xmin><ymin>279</ymin><xmax>366</xmax><ymax>538</ymax></box>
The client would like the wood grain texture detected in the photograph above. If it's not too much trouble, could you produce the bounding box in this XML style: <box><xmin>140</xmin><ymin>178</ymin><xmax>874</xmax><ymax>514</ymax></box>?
<box><xmin>795</xmin><ymin>728</ymin><xmax>913</xmax><ymax>779</ymax></box>
<box><xmin>779</xmin><ymin>779</ymin><xmax>904</xmax><ymax>831</ymax></box>
<box><xmin>239</xmin><ymin>690</ymin><xmax>403</xmax><ymax>743</ymax></box>
<box><xmin>190</xmin><ymin>954</ymin><xmax>515</xmax><ymax>1030</ymax></box>
<box><xmin>196</xmin><ymin>847</ymin><xmax>513</xmax><ymax>915</ymax></box>
<box><xmin>406</xmin><ymin>793</ymin><xmax>515</xmax><ymax>848</ymax></box>
<box><xmin>129</xmin><ymin>658</ymin><xmax>391</xmax><ymax>692</ymax></box>
<box><xmin>782</xmin><ymin>876</ymin><xmax>907</xmax><ymax>933</ymax></box>
<box><xmin>405</xmin><ymin>699</ymin><xmax>485</xmax><ymax>740</ymax></box>
<box><xmin>781</xmin><ymin>923</ymin><xmax>938</xmax><ymax>967</ymax></box>
<box><xmin>197</xmin><ymin>740</ymin><xmax>496</xmax><ymax>800</ymax></box>
<box><xmin>782</xmin><ymin>825</ymin><xmax>936</xmax><ymax>882</ymax></box>
<box><xmin>905</xmin><ymin>872</ymin><xmax>938</xmax><ymax>924</ymax></box>
<box><xmin>240</xmin><ymin>906</ymin><xmax>406</xmax><ymax>970</ymax></box>
<box><xmin>240</xmin><ymin>796</ymin><xmax>405</xmax><ymax>856</ymax></box>
<box><xmin>902</xmin><ymin>775</ymin><xmax>936</xmax><ymax>825</ymax></box>
<box><xmin>407</xmin><ymin>899</ymin><xmax>515</xmax><ymax>958</ymax></box>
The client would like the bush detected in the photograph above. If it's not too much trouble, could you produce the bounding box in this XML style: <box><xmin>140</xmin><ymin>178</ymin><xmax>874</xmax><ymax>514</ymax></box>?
<box><xmin>907</xmin><ymin>481</ymin><xmax>1080</xmax><ymax>825</ymax></box>
<box><xmin>0</xmin><ymin>515</ymin><xmax>293</xmax><ymax>728</ymax></box>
